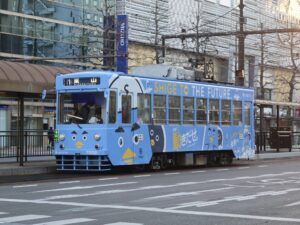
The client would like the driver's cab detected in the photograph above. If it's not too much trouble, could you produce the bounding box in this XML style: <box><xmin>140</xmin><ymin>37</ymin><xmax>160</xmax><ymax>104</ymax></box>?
<box><xmin>55</xmin><ymin>91</ymin><xmax>109</xmax><ymax>155</ymax></box>
<box><xmin>58</xmin><ymin>91</ymin><xmax>106</xmax><ymax>125</ymax></box>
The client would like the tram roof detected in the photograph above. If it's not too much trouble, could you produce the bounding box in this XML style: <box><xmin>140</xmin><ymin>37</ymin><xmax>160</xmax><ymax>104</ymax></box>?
<box><xmin>58</xmin><ymin>70</ymin><xmax>253</xmax><ymax>90</ymax></box>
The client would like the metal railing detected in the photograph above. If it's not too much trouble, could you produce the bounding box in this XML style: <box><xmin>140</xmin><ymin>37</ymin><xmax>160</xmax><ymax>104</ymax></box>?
<box><xmin>0</xmin><ymin>130</ymin><xmax>53</xmax><ymax>159</ymax></box>
<box><xmin>256</xmin><ymin>131</ymin><xmax>300</xmax><ymax>152</ymax></box>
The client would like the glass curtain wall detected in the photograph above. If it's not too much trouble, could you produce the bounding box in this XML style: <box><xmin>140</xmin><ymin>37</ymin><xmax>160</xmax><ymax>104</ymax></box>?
<box><xmin>0</xmin><ymin>0</ymin><xmax>116</xmax><ymax>69</ymax></box>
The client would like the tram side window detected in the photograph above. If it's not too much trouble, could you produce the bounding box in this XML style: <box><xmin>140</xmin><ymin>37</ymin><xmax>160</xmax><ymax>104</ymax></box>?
<box><xmin>169</xmin><ymin>96</ymin><xmax>180</xmax><ymax>124</ymax></box>
<box><xmin>109</xmin><ymin>91</ymin><xmax>116</xmax><ymax>124</ymax></box>
<box><xmin>221</xmin><ymin>100</ymin><xmax>231</xmax><ymax>125</ymax></box>
<box><xmin>233</xmin><ymin>101</ymin><xmax>242</xmax><ymax>126</ymax></box>
<box><xmin>137</xmin><ymin>93</ymin><xmax>151</xmax><ymax>124</ymax></box>
<box><xmin>183</xmin><ymin>97</ymin><xmax>194</xmax><ymax>124</ymax></box>
<box><xmin>153</xmin><ymin>95</ymin><xmax>166</xmax><ymax>124</ymax></box>
<box><xmin>209</xmin><ymin>99</ymin><xmax>219</xmax><ymax>125</ymax></box>
<box><xmin>244</xmin><ymin>102</ymin><xmax>251</xmax><ymax>126</ymax></box>
<box><xmin>196</xmin><ymin>98</ymin><xmax>207</xmax><ymax>124</ymax></box>
<box><xmin>122</xmin><ymin>95</ymin><xmax>131</xmax><ymax>123</ymax></box>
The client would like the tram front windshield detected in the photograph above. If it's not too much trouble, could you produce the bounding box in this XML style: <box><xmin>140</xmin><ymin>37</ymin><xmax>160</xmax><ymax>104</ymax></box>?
<box><xmin>58</xmin><ymin>92</ymin><xmax>106</xmax><ymax>124</ymax></box>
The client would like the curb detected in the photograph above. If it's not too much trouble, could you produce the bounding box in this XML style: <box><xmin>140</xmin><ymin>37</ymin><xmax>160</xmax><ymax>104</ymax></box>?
<box><xmin>255</xmin><ymin>152</ymin><xmax>300</xmax><ymax>160</ymax></box>
<box><xmin>0</xmin><ymin>166</ymin><xmax>57</xmax><ymax>176</ymax></box>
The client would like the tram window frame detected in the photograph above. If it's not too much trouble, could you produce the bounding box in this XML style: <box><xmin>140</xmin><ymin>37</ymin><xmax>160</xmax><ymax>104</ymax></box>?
<box><xmin>108</xmin><ymin>91</ymin><xmax>117</xmax><ymax>124</ymax></box>
<box><xmin>221</xmin><ymin>100</ymin><xmax>231</xmax><ymax>125</ymax></box>
<box><xmin>153</xmin><ymin>95</ymin><xmax>166</xmax><ymax>124</ymax></box>
<box><xmin>244</xmin><ymin>101</ymin><xmax>251</xmax><ymax>126</ymax></box>
<box><xmin>121</xmin><ymin>94</ymin><xmax>132</xmax><ymax>124</ymax></box>
<box><xmin>196</xmin><ymin>98</ymin><xmax>207</xmax><ymax>124</ymax></box>
<box><xmin>233</xmin><ymin>100</ymin><xmax>242</xmax><ymax>126</ymax></box>
<box><xmin>209</xmin><ymin>99</ymin><xmax>219</xmax><ymax>125</ymax></box>
<box><xmin>183</xmin><ymin>97</ymin><xmax>194</xmax><ymax>124</ymax></box>
<box><xmin>137</xmin><ymin>93</ymin><xmax>151</xmax><ymax>124</ymax></box>
<box><xmin>168</xmin><ymin>95</ymin><xmax>181</xmax><ymax>124</ymax></box>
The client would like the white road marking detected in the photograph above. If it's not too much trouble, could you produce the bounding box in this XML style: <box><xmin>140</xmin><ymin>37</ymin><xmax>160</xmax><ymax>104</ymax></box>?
<box><xmin>32</xmin><ymin>218</ymin><xmax>95</xmax><ymax>225</ymax></box>
<box><xmin>216</xmin><ymin>169</ymin><xmax>229</xmax><ymax>171</ymax></box>
<box><xmin>104</xmin><ymin>223</ymin><xmax>143</xmax><ymax>225</ymax></box>
<box><xmin>237</xmin><ymin>167</ymin><xmax>250</xmax><ymax>169</ymax></box>
<box><xmin>191</xmin><ymin>170</ymin><xmax>206</xmax><ymax>173</ymax></box>
<box><xmin>1</xmin><ymin>198</ymin><xmax>300</xmax><ymax>223</ymax></box>
<box><xmin>224</xmin><ymin>183</ymin><xmax>265</xmax><ymax>188</ymax></box>
<box><xmin>99</xmin><ymin>178</ymin><xmax>119</xmax><ymax>181</ymax></box>
<box><xmin>59</xmin><ymin>181</ymin><xmax>80</xmax><ymax>184</ymax></box>
<box><xmin>32</xmin><ymin>182</ymin><xmax>137</xmax><ymax>193</ymax></box>
<box><xmin>286</xmin><ymin>201</ymin><xmax>300</xmax><ymax>207</ymax></box>
<box><xmin>164</xmin><ymin>172</ymin><xmax>180</xmax><ymax>175</ymax></box>
<box><xmin>13</xmin><ymin>184</ymin><xmax>38</xmax><ymax>188</ymax></box>
<box><xmin>140</xmin><ymin>187</ymin><xmax>233</xmax><ymax>201</ymax></box>
<box><xmin>168</xmin><ymin>188</ymin><xmax>300</xmax><ymax>209</ymax></box>
<box><xmin>36</xmin><ymin>172</ymin><xmax>300</xmax><ymax>201</ymax></box>
<box><xmin>133</xmin><ymin>175</ymin><xmax>151</xmax><ymax>178</ymax></box>
<box><xmin>0</xmin><ymin>215</ymin><xmax>50</xmax><ymax>223</ymax></box>
<box><xmin>258</xmin><ymin>165</ymin><xmax>268</xmax><ymax>168</ymax></box>
<box><xmin>0</xmin><ymin>213</ymin><xmax>6</xmax><ymax>215</ymax></box>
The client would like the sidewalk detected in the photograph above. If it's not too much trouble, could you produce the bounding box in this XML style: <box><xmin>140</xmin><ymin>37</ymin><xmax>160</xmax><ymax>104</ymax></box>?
<box><xmin>0</xmin><ymin>156</ymin><xmax>56</xmax><ymax>176</ymax></box>
<box><xmin>0</xmin><ymin>150</ymin><xmax>300</xmax><ymax>177</ymax></box>
<box><xmin>255</xmin><ymin>148</ymin><xmax>300</xmax><ymax>160</ymax></box>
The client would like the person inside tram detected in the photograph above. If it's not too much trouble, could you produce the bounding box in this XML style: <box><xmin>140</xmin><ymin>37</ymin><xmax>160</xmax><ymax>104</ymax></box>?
<box><xmin>77</xmin><ymin>102</ymin><xmax>94</xmax><ymax>123</ymax></box>
<box><xmin>89</xmin><ymin>107</ymin><xmax>103</xmax><ymax>124</ymax></box>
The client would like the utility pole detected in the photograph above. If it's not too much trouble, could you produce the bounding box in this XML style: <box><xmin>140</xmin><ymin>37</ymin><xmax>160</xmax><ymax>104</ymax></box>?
<box><xmin>259</xmin><ymin>23</ymin><xmax>265</xmax><ymax>153</ymax></box>
<box><xmin>236</xmin><ymin>0</ymin><xmax>245</xmax><ymax>86</ymax></box>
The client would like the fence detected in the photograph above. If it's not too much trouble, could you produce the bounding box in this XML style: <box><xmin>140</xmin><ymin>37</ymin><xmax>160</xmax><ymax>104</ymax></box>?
<box><xmin>256</xmin><ymin>131</ymin><xmax>300</xmax><ymax>152</ymax></box>
<box><xmin>0</xmin><ymin>130</ymin><xmax>53</xmax><ymax>159</ymax></box>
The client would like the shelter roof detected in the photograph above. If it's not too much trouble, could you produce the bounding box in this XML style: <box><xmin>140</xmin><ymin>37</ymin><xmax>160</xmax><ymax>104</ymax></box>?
<box><xmin>0</xmin><ymin>61</ymin><xmax>75</xmax><ymax>94</ymax></box>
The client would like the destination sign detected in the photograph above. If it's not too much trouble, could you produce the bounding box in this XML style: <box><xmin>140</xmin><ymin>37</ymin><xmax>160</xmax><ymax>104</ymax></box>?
<box><xmin>63</xmin><ymin>77</ymin><xmax>100</xmax><ymax>86</ymax></box>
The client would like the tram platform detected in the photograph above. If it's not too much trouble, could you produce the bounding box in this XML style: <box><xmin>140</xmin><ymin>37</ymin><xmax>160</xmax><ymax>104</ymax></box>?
<box><xmin>0</xmin><ymin>150</ymin><xmax>300</xmax><ymax>177</ymax></box>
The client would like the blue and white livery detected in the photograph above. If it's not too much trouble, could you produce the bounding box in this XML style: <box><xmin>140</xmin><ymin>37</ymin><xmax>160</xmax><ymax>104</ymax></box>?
<box><xmin>55</xmin><ymin>71</ymin><xmax>255</xmax><ymax>171</ymax></box>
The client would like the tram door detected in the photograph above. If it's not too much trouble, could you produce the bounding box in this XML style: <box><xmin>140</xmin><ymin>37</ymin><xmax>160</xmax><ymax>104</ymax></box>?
<box><xmin>121</xmin><ymin>93</ymin><xmax>136</xmax><ymax>165</ymax></box>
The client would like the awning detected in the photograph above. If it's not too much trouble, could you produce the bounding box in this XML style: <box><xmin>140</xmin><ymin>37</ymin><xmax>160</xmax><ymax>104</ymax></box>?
<box><xmin>0</xmin><ymin>61</ymin><xmax>75</xmax><ymax>94</ymax></box>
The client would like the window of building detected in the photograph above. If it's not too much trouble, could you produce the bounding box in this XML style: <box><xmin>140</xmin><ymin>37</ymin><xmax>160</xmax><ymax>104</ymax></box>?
<box><xmin>221</xmin><ymin>100</ymin><xmax>231</xmax><ymax>125</ymax></box>
<box><xmin>154</xmin><ymin>95</ymin><xmax>166</xmax><ymax>124</ymax></box>
<box><xmin>196</xmin><ymin>98</ymin><xmax>207</xmax><ymax>124</ymax></box>
<box><xmin>122</xmin><ymin>95</ymin><xmax>131</xmax><ymax>123</ymax></box>
<box><xmin>169</xmin><ymin>96</ymin><xmax>180</xmax><ymax>124</ymax></box>
<box><xmin>137</xmin><ymin>94</ymin><xmax>151</xmax><ymax>124</ymax></box>
<box><xmin>183</xmin><ymin>97</ymin><xmax>194</xmax><ymax>124</ymax></box>
<box><xmin>219</xmin><ymin>0</ymin><xmax>231</xmax><ymax>7</ymax></box>
<box><xmin>244</xmin><ymin>102</ymin><xmax>251</xmax><ymax>126</ymax></box>
<box><xmin>233</xmin><ymin>101</ymin><xmax>242</xmax><ymax>125</ymax></box>
<box><xmin>109</xmin><ymin>91</ymin><xmax>116</xmax><ymax>123</ymax></box>
<box><xmin>209</xmin><ymin>99</ymin><xmax>219</xmax><ymax>125</ymax></box>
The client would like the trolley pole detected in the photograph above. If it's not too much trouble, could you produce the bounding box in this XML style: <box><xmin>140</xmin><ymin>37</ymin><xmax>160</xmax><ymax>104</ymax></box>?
<box><xmin>236</xmin><ymin>0</ymin><xmax>245</xmax><ymax>86</ymax></box>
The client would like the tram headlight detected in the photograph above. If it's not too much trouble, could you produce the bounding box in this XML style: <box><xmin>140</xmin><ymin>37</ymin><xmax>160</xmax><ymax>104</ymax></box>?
<box><xmin>94</xmin><ymin>134</ymin><xmax>101</xmax><ymax>141</ymax></box>
<box><xmin>59</xmin><ymin>134</ymin><xmax>65</xmax><ymax>141</ymax></box>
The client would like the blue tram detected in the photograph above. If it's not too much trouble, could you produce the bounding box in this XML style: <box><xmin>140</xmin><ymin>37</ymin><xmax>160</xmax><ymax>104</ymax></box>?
<box><xmin>55</xmin><ymin>71</ymin><xmax>255</xmax><ymax>171</ymax></box>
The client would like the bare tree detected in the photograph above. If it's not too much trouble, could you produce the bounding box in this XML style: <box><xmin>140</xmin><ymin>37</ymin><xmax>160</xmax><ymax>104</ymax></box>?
<box><xmin>80</xmin><ymin>0</ymin><xmax>116</xmax><ymax>69</ymax></box>
<box><xmin>276</xmin><ymin>30</ymin><xmax>300</xmax><ymax>104</ymax></box>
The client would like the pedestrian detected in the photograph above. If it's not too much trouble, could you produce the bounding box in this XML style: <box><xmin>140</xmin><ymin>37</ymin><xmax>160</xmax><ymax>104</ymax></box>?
<box><xmin>48</xmin><ymin>126</ymin><xmax>54</xmax><ymax>149</ymax></box>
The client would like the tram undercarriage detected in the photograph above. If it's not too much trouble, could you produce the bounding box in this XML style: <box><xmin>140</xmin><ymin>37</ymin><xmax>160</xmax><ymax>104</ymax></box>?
<box><xmin>150</xmin><ymin>151</ymin><xmax>234</xmax><ymax>170</ymax></box>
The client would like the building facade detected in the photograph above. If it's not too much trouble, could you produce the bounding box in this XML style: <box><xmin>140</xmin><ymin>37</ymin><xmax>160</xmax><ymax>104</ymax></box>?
<box><xmin>1</xmin><ymin>0</ymin><xmax>300</xmax><ymax>132</ymax></box>
<box><xmin>0</xmin><ymin>0</ymin><xmax>115</xmax><ymax>68</ymax></box>
<box><xmin>0</xmin><ymin>0</ymin><xmax>115</xmax><ymax>131</ymax></box>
